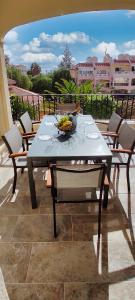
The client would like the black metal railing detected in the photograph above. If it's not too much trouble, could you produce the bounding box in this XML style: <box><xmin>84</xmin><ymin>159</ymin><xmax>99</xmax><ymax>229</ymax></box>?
<box><xmin>10</xmin><ymin>93</ymin><xmax>135</xmax><ymax>121</ymax></box>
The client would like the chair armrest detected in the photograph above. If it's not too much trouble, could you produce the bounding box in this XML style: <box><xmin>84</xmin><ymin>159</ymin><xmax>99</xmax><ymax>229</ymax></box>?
<box><xmin>22</xmin><ymin>132</ymin><xmax>36</xmax><ymax>136</ymax></box>
<box><xmin>32</xmin><ymin>120</ymin><xmax>41</xmax><ymax>124</ymax></box>
<box><xmin>96</xmin><ymin>121</ymin><xmax>109</xmax><ymax>125</ymax></box>
<box><xmin>111</xmin><ymin>148</ymin><xmax>132</xmax><ymax>154</ymax></box>
<box><xmin>102</xmin><ymin>132</ymin><xmax>118</xmax><ymax>138</ymax></box>
<box><xmin>9</xmin><ymin>151</ymin><xmax>27</xmax><ymax>158</ymax></box>
<box><xmin>22</xmin><ymin>134</ymin><xmax>35</xmax><ymax>139</ymax></box>
<box><xmin>45</xmin><ymin>169</ymin><xmax>52</xmax><ymax>188</ymax></box>
<box><xmin>104</xmin><ymin>175</ymin><xmax>109</xmax><ymax>186</ymax></box>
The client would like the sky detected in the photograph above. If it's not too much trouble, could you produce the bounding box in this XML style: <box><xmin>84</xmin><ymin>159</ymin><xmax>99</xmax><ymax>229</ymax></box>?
<box><xmin>4</xmin><ymin>10</ymin><xmax>135</xmax><ymax>72</ymax></box>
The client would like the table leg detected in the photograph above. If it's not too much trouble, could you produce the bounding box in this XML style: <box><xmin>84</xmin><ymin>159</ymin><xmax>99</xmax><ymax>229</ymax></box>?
<box><xmin>27</xmin><ymin>158</ymin><xmax>37</xmax><ymax>209</ymax></box>
<box><xmin>103</xmin><ymin>157</ymin><xmax>112</xmax><ymax>208</ymax></box>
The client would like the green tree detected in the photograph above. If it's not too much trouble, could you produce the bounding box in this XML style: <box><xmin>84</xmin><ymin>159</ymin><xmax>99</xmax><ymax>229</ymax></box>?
<box><xmin>59</xmin><ymin>45</ymin><xmax>73</xmax><ymax>69</ymax></box>
<box><xmin>7</xmin><ymin>66</ymin><xmax>22</xmax><ymax>86</ymax></box>
<box><xmin>20</xmin><ymin>74</ymin><xmax>33</xmax><ymax>90</ymax></box>
<box><xmin>7</xmin><ymin>66</ymin><xmax>32</xmax><ymax>90</ymax></box>
<box><xmin>55</xmin><ymin>79</ymin><xmax>93</xmax><ymax>94</ymax></box>
<box><xmin>28</xmin><ymin>62</ymin><xmax>41</xmax><ymax>76</ymax></box>
<box><xmin>31</xmin><ymin>74</ymin><xmax>52</xmax><ymax>93</ymax></box>
<box><xmin>51</xmin><ymin>68</ymin><xmax>71</xmax><ymax>93</ymax></box>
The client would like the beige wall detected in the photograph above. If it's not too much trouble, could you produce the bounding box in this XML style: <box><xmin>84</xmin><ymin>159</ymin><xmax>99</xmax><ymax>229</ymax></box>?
<box><xmin>0</xmin><ymin>40</ymin><xmax>13</xmax><ymax>136</ymax></box>
<box><xmin>1</xmin><ymin>0</ymin><xmax>135</xmax><ymax>38</ymax></box>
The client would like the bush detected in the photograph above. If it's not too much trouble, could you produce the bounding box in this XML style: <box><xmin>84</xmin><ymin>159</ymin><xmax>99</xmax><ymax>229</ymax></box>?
<box><xmin>83</xmin><ymin>95</ymin><xmax>118</xmax><ymax>119</ymax></box>
<box><xmin>31</xmin><ymin>74</ymin><xmax>52</xmax><ymax>93</ymax></box>
<box><xmin>10</xmin><ymin>95</ymin><xmax>38</xmax><ymax>121</ymax></box>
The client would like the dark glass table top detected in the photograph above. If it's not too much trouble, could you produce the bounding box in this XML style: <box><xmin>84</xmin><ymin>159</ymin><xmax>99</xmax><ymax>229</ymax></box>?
<box><xmin>27</xmin><ymin>115</ymin><xmax>112</xmax><ymax>161</ymax></box>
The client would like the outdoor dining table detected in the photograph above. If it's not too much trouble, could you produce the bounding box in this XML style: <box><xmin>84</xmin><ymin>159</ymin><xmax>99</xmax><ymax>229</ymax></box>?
<box><xmin>27</xmin><ymin>114</ymin><xmax>112</xmax><ymax>209</ymax></box>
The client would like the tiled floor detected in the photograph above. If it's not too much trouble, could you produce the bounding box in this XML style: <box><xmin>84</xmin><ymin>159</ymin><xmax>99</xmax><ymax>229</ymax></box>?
<box><xmin>0</xmin><ymin>150</ymin><xmax>135</xmax><ymax>299</ymax></box>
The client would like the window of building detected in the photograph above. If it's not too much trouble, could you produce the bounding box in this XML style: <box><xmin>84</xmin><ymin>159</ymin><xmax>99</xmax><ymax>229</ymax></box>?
<box><xmin>131</xmin><ymin>78</ymin><xmax>135</xmax><ymax>86</ymax></box>
<box><xmin>115</xmin><ymin>67</ymin><xmax>120</xmax><ymax>72</ymax></box>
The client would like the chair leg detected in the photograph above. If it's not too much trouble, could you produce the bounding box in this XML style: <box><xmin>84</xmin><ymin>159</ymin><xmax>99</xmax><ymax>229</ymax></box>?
<box><xmin>103</xmin><ymin>184</ymin><xmax>109</xmax><ymax>208</ymax></box>
<box><xmin>117</xmin><ymin>164</ymin><xmax>120</xmax><ymax>178</ymax></box>
<box><xmin>98</xmin><ymin>201</ymin><xmax>102</xmax><ymax>238</ymax></box>
<box><xmin>126</xmin><ymin>165</ymin><xmax>130</xmax><ymax>193</ymax></box>
<box><xmin>52</xmin><ymin>197</ymin><xmax>57</xmax><ymax>238</ymax></box>
<box><xmin>26</xmin><ymin>140</ymin><xmax>29</xmax><ymax>151</ymax></box>
<box><xmin>12</xmin><ymin>169</ymin><xmax>17</xmax><ymax>194</ymax></box>
<box><xmin>21</xmin><ymin>167</ymin><xmax>24</xmax><ymax>174</ymax></box>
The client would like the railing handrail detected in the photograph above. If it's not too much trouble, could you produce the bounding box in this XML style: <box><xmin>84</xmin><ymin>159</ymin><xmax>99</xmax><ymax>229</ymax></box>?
<box><xmin>10</xmin><ymin>93</ymin><xmax>135</xmax><ymax>121</ymax></box>
<box><xmin>40</xmin><ymin>93</ymin><xmax>135</xmax><ymax>96</ymax></box>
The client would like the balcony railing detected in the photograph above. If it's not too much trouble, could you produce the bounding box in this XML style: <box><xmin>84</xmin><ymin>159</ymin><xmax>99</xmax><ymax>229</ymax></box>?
<box><xmin>114</xmin><ymin>83</ymin><xmax>129</xmax><ymax>87</ymax></box>
<box><xmin>10</xmin><ymin>93</ymin><xmax>135</xmax><ymax>121</ymax></box>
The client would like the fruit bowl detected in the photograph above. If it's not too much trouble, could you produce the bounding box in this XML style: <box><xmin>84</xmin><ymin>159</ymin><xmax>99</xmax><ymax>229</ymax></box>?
<box><xmin>55</xmin><ymin>115</ymin><xmax>76</xmax><ymax>134</ymax></box>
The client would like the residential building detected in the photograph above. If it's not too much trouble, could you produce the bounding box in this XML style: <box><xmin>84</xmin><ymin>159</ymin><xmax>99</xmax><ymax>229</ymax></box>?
<box><xmin>70</xmin><ymin>54</ymin><xmax>135</xmax><ymax>93</ymax></box>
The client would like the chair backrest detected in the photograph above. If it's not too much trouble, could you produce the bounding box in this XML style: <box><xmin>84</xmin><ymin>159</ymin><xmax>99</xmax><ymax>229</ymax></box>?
<box><xmin>19</xmin><ymin>111</ymin><xmax>32</xmax><ymax>133</ymax></box>
<box><xmin>108</xmin><ymin>112</ymin><xmax>122</xmax><ymax>133</ymax></box>
<box><xmin>2</xmin><ymin>125</ymin><xmax>23</xmax><ymax>154</ymax></box>
<box><xmin>118</xmin><ymin>122</ymin><xmax>135</xmax><ymax>150</ymax></box>
<box><xmin>51</xmin><ymin>164</ymin><xmax>106</xmax><ymax>192</ymax></box>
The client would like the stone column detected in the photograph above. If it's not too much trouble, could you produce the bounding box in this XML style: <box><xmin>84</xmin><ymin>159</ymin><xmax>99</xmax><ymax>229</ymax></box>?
<box><xmin>0</xmin><ymin>38</ymin><xmax>13</xmax><ymax>137</ymax></box>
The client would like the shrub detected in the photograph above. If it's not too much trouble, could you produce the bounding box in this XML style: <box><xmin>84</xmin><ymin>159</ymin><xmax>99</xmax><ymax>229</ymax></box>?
<box><xmin>82</xmin><ymin>95</ymin><xmax>118</xmax><ymax>119</ymax></box>
<box><xmin>10</xmin><ymin>95</ymin><xmax>38</xmax><ymax>121</ymax></box>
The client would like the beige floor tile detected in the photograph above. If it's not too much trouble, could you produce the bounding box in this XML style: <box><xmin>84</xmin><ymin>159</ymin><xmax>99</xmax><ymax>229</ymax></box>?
<box><xmin>65</xmin><ymin>283</ymin><xmax>109</xmax><ymax>300</ymax></box>
<box><xmin>0</xmin><ymin>192</ymin><xmax>40</xmax><ymax>216</ymax></box>
<box><xmin>64</xmin><ymin>281</ymin><xmax>135</xmax><ymax>300</ymax></box>
<box><xmin>72</xmin><ymin>213</ymin><xmax>129</xmax><ymax>241</ymax></box>
<box><xmin>0</xmin><ymin>151</ymin><xmax>135</xmax><ymax>299</ymax></box>
<box><xmin>6</xmin><ymin>283</ymin><xmax>64</xmax><ymax>300</ymax></box>
<box><xmin>0</xmin><ymin>216</ymin><xmax>17</xmax><ymax>241</ymax></box>
<box><xmin>40</xmin><ymin>201</ymin><xmax>99</xmax><ymax>215</ymax></box>
<box><xmin>26</xmin><ymin>238</ymin><xmax>135</xmax><ymax>284</ymax></box>
<box><xmin>0</xmin><ymin>243</ymin><xmax>32</xmax><ymax>283</ymax></box>
<box><xmin>26</xmin><ymin>242</ymin><xmax>100</xmax><ymax>283</ymax></box>
<box><xmin>95</xmin><ymin>232</ymin><xmax>135</xmax><ymax>283</ymax></box>
<box><xmin>12</xmin><ymin>214</ymin><xmax>72</xmax><ymax>242</ymax></box>
<box><xmin>40</xmin><ymin>195</ymin><xmax>123</xmax><ymax>216</ymax></box>
<box><xmin>108</xmin><ymin>281</ymin><xmax>135</xmax><ymax>300</ymax></box>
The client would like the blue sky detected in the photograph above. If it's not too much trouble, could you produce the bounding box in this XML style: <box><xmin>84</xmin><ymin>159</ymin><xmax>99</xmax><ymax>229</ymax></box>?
<box><xmin>4</xmin><ymin>10</ymin><xmax>135</xmax><ymax>72</ymax></box>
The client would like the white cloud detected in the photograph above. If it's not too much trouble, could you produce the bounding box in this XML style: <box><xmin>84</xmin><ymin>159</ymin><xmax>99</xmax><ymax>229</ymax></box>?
<box><xmin>126</xmin><ymin>10</ymin><xmax>135</xmax><ymax>18</ymax></box>
<box><xmin>21</xmin><ymin>52</ymin><xmax>58</xmax><ymax>63</ymax></box>
<box><xmin>23</xmin><ymin>38</ymin><xmax>41</xmax><ymax>52</ymax></box>
<box><xmin>4</xmin><ymin>30</ymin><xmax>18</xmax><ymax>43</ymax></box>
<box><xmin>39</xmin><ymin>32</ymin><xmax>50</xmax><ymax>42</ymax></box>
<box><xmin>125</xmin><ymin>49</ymin><xmax>135</xmax><ymax>55</ymax></box>
<box><xmin>39</xmin><ymin>31</ymin><xmax>90</xmax><ymax>44</ymax></box>
<box><xmin>92</xmin><ymin>42</ymin><xmax>120</xmax><ymax>58</ymax></box>
<box><xmin>123</xmin><ymin>40</ymin><xmax>135</xmax><ymax>49</ymax></box>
